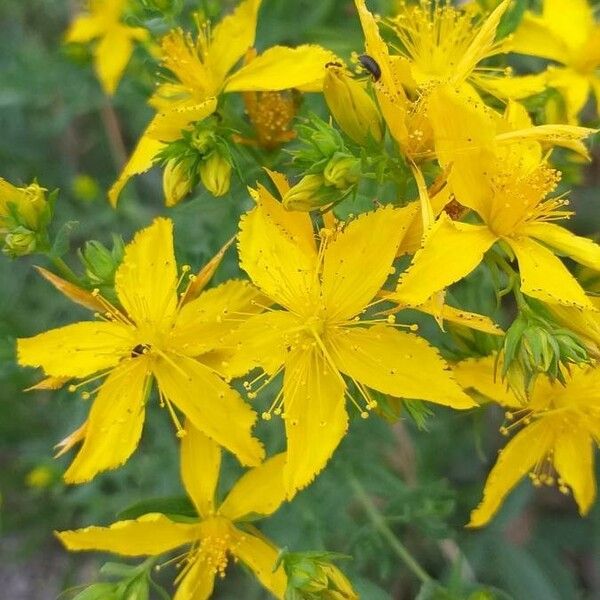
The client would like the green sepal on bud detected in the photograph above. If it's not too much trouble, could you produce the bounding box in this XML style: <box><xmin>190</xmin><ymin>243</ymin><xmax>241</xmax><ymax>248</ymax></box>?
<box><xmin>501</xmin><ymin>298</ymin><xmax>591</xmax><ymax>398</ymax></box>
<box><xmin>323</xmin><ymin>63</ymin><xmax>382</xmax><ymax>146</ymax></box>
<box><xmin>276</xmin><ymin>549</ymin><xmax>358</xmax><ymax>600</ymax></box>
<box><xmin>78</xmin><ymin>235</ymin><xmax>125</xmax><ymax>288</ymax></box>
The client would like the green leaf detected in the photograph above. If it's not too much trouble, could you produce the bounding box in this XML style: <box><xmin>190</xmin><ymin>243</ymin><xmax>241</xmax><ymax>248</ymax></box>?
<box><xmin>50</xmin><ymin>220</ymin><xmax>78</xmax><ymax>258</ymax></box>
<box><xmin>116</xmin><ymin>495</ymin><xmax>197</xmax><ymax>521</ymax></box>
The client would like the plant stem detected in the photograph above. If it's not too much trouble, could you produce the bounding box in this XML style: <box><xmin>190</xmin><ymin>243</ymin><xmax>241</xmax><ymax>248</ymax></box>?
<box><xmin>349</xmin><ymin>476</ymin><xmax>431</xmax><ymax>584</ymax></box>
<box><xmin>47</xmin><ymin>254</ymin><xmax>80</xmax><ymax>284</ymax></box>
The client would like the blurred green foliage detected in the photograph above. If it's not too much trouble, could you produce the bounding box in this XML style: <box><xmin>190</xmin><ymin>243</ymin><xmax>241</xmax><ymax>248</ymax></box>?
<box><xmin>1</xmin><ymin>1</ymin><xmax>600</xmax><ymax>599</ymax></box>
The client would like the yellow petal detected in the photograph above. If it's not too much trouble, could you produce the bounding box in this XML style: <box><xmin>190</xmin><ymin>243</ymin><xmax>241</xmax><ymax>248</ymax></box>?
<box><xmin>453</xmin><ymin>355</ymin><xmax>521</xmax><ymax>408</ymax></box>
<box><xmin>321</xmin><ymin>206</ymin><xmax>411</xmax><ymax>321</ymax></box>
<box><xmin>283</xmin><ymin>346</ymin><xmax>347</xmax><ymax>495</ymax></box>
<box><xmin>94</xmin><ymin>26</ymin><xmax>134</xmax><ymax>95</ymax></box>
<box><xmin>521</xmin><ymin>221</ymin><xmax>600</xmax><ymax>270</ymax></box>
<box><xmin>354</xmin><ymin>0</ymin><xmax>409</xmax><ymax>146</ymax></box>
<box><xmin>543</xmin><ymin>0</ymin><xmax>594</xmax><ymax>52</ymax></box>
<box><xmin>225</xmin><ymin>45</ymin><xmax>336</xmax><ymax>93</ymax></box>
<box><xmin>153</xmin><ymin>353</ymin><xmax>264</xmax><ymax>466</ymax></box>
<box><xmin>181</xmin><ymin>421</ymin><xmax>221</xmax><ymax>519</ymax></box>
<box><xmin>511</xmin><ymin>14</ymin><xmax>571</xmax><ymax>64</ymax></box>
<box><xmin>18</xmin><ymin>321</ymin><xmax>134</xmax><ymax>379</ymax></box>
<box><xmin>553</xmin><ymin>426</ymin><xmax>596</xmax><ymax>515</ymax></box>
<box><xmin>108</xmin><ymin>132</ymin><xmax>165</xmax><ymax>206</ymax></box>
<box><xmin>220</xmin><ymin>453</ymin><xmax>287</xmax><ymax>521</ymax></box>
<box><xmin>452</xmin><ymin>0</ymin><xmax>509</xmax><ymax>85</ymax></box>
<box><xmin>427</xmin><ymin>86</ymin><xmax>495</xmax><ymax>215</ymax></box>
<box><xmin>414</xmin><ymin>301</ymin><xmax>504</xmax><ymax>336</ymax></box>
<box><xmin>172</xmin><ymin>280</ymin><xmax>268</xmax><ymax>357</ymax></box>
<box><xmin>232</xmin><ymin>527</ymin><xmax>287</xmax><ymax>598</ymax></box>
<box><xmin>468</xmin><ymin>418</ymin><xmax>552</xmax><ymax>527</ymax></box>
<box><xmin>146</xmin><ymin>98</ymin><xmax>218</xmax><ymax>143</ymax></box>
<box><xmin>65</xmin><ymin>15</ymin><xmax>104</xmax><ymax>43</ymax></box>
<box><xmin>35</xmin><ymin>266</ymin><xmax>106</xmax><ymax>313</ymax></box>
<box><xmin>64</xmin><ymin>360</ymin><xmax>149</xmax><ymax>483</ymax></box>
<box><xmin>547</xmin><ymin>68</ymin><xmax>591</xmax><ymax>124</ymax></box>
<box><xmin>394</xmin><ymin>215</ymin><xmax>497</xmax><ymax>307</ymax></box>
<box><xmin>474</xmin><ymin>72</ymin><xmax>549</xmax><ymax>101</ymax></box>
<box><xmin>507</xmin><ymin>235</ymin><xmax>596</xmax><ymax>310</ymax></box>
<box><xmin>115</xmin><ymin>218</ymin><xmax>179</xmax><ymax>327</ymax></box>
<box><xmin>57</xmin><ymin>513</ymin><xmax>199</xmax><ymax>556</ymax></box>
<box><xmin>328</xmin><ymin>325</ymin><xmax>475</xmax><ymax>409</ymax></box>
<box><xmin>207</xmin><ymin>0</ymin><xmax>262</xmax><ymax>84</ymax></box>
<box><xmin>223</xmin><ymin>310</ymin><xmax>301</xmax><ymax>378</ymax></box>
<box><xmin>173</xmin><ymin>557</ymin><xmax>216</xmax><ymax>600</ymax></box>
<box><xmin>238</xmin><ymin>193</ymin><xmax>317</xmax><ymax>314</ymax></box>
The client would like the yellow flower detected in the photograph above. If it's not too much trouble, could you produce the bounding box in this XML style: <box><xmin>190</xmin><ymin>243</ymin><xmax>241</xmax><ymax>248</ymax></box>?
<box><xmin>57</xmin><ymin>422</ymin><xmax>288</xmax><ymax>600</ymax></box>
<box><xmin>0</xmin><ymin>178</ymin><xmax>48</xmax><ymax>233</ymax></box>
<box><xmin>224</xmin><ymin>182</ymin><xmax>476</xmax><ymax>496</ymax></box>
<box><xmin>109</xmin><ymin>0</ymin><xmax>335</xmax><ymax>205</ymax></box>
<box><xmin>394</xmin><ymin>86</ymin><xmax>600</xmax><ymax>311</ymax></box>
<box><xmin>65</xmin><ymin>0</ymin><xmax>149</xmax><ymax>95</ymax></box>
<box><xmin>18</xmin><ymin>218</ymin><xmax>266</xmax><ymax>483</ymax></box>
<box><xmin>454</xmin><ymin>355</ymin><xmax>600</xmax><ymax>527</ymax></box>
<box><xmin>511</xmin><ymin>0</ymin><xmax>600</xmax><ymax>123</ymax></box>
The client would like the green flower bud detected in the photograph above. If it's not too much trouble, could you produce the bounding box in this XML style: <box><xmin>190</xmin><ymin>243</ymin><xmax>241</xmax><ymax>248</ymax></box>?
<box><xmin>278</xmin><ymin>550</ymin><xmax>358</xmax><ymax>600</ymax></box>
<box><xmin>323</xmin><ymin>64</ymin><xmax>382</xmax><ymax>145</ymax></box>
<box><xmin>199</xmin><ymin>152</ymin><xmax>232</xmax><ymax>197</ymax></box>
<box><xmin>163</xmin><ymin>159</ymin><xmax>194</xmax><ymax>207</ymax></box>
<box><xmin>79</xmin><ymin>236</ymin><xmax>125</xmax><ymax>287</ymax></box>
<box><xmin>3</xmin><ymin>226</ymin><xmax>37</xmax><ymax>257</ymax></box>
<box><xmin>323</xmin><ymin>154</ymin><xmax>360</xmax><ymax>189</ymax></box>
<box><xmin>282</xmin><ymin>175</ymin><xmax>329</xmax><ymax>211</ymax></box>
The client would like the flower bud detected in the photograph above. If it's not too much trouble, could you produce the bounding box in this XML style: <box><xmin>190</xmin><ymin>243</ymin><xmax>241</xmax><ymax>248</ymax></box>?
<box><xmin>323</xmin><ymin>64</ymin><xmax>382</xmax><ymax>145</ymax></box>
<box><xmin>3</xmin><ymin>226</ymin><xmax>37</xmax><ymax>257</ymax></box>
<box><xmin>163</xmin><ymin>159</ymin><xmax>193</xmax><ymax>207</ymax></box>
<box><xmin>278</xmin><ymin>550</ymin><xmax>358</xmax><ymax>600</ymax></box>
<box><xmin>199</xmin><ymin>152</ymin><xmax>232</xmax><ymax>197</ymax></box>
<box><xmin>282</xmin><ymin>175</ymin><xmax>330</xmax><ymax>211</ymax></box>
<box><xmin>323</xmin><ymin>154</ymin><xmax>360</xmax><ymax>190</ymax></box>
<box><xmin>79</xmin><ymin>237</ymin><xmax>125</xmax><ymax>287</ymax></box>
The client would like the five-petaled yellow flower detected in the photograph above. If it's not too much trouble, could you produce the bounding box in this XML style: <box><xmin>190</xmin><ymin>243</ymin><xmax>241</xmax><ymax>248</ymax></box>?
<box><xmin>395</xmin><ymin>86</ymin><xmax>600</xmax><ymax>311</ymax></box>
<box><xmin>109</xmin><ymin>0</ymin><xmax>335</xmax><ymax>205</ymax></box>
<box><xmin>454</xmin><ymin>355</ymin><xmax>600</xmax><ymax>527</ymax></box>
<box><xmin>511</xmin><ymin>0</ymin><xmax>600</xmax><ymax>123</ymax></box>
<box><xmin>57</xmin><ymin>422</ymin><xmax>288</xmax><ymax>600</ymax></box>
<box><xmin>65</xmin><ymin>0</ymin><xmax>149</xmax><ymax>95</ymax></box>
<box><xmin>18</xmin><ymin>218</ymin><xmax>265</xmax><ymax>483</ymax></box>
<box><xmin>224</xmin><ymin>181</ymin><xmax>476</xmax><ymax>496</ymax></box>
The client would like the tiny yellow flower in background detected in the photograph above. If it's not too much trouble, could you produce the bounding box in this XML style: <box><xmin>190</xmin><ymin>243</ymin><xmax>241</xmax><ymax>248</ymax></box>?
<box><xmin>225</xmin><ymin>181</ymin><xmax>475</xmax><ymax>496</ymax></box>
<box><xmin>511</xmin><ymin>0</ymin><xmax>600</xmax><ymax>123</ymax></box>
<box><xmin>26</xmin><ymin>465</ymin><xmax>55</xmax><ymax>489</ymax></box>
<box><xmin>65</xmin><ymin>0</ymin><xmax>149</xmax><ymax>95</ymax></box>
<box><xmin>19</xmin><ymin>218</ymin><xmax>266</xmax><ymax>483</ymax></box>
<box><xmin>454</xmin><ymin>355</ymin><xmax>600</xmax><ymax>527</ymax></box>
<box><xmin>109</xmin><ymin>0</ymin><xmax>336</xmax><ymax>205</ymax></box>
<box><xmin>394</xmin><ymin>86</ymin><xmax>600</xmax><ymax>311</ymax></box>
<box><xmin>57</xmin><ymin>422</ymin><xmax>289</xmax><ymax>600</ymax></box>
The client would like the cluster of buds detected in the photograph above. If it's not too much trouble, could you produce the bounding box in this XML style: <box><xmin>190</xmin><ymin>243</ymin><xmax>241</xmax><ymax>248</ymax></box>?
<box><xmin>0</xmin><ymin>178</ymin><xmax>53</xmax><ymax>257</ymax></box>
<box><xmin>276</xmin><ymin>549</ymin><xmax>358</xmax><ymax>599</ymax></box>
<box><xmin>501</xmin><ymin>298</ymin><xmax>591</xmax><ymax>398</ymax></box>
<box><xmin>159</xmin><ymin>116</ymin><xmax>234</xmax><ymax>205</ymax></box>
<box><xmin>283</xmin><ymin>116</ymin><xmax>361</xmax><ymax>212</ymax></box>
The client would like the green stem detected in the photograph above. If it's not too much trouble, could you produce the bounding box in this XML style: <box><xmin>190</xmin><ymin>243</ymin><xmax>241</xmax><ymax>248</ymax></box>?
<box><xmin>47</xmin><ymin>254</ymin><xmax>81</xmax><ymax>285</ymax></box>
<box><xmin>349</xmin><ymin>476</ymin><xmax>431</xmax><ymax>584</ymax></box>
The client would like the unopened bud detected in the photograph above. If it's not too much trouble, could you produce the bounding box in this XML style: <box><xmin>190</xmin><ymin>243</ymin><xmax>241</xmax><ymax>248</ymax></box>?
<box><xmin>199</xmin><ymin>152</ymin><xmax>232</xmax><ymax>197</ymax></box>
<box><xmin>324</xmin><ymin>64</ymin><xmax>382</xmax><ymax>145</ymax></box>
<box><xmin>163</xmin><ymin>159</ymin><xmax>193</xmax><ymax>207</ymax></box>
<box><xmin>282</xmin><ymin>175</ymin><xmax>328</xmax><ymax>211</ymax></box>
<box><xmin>3</xmin><ymin>227</ymin><xmax>37</xmax><ymax>257</ymax></box>
<box><xmin>79</xmin><ymin>236</ymin><xmax>124</xmax><ymax>286</ymax></box>
<box><xmin>323</xmin><ymin>154</ymin><xmax>360</xmax><ymax>189</ymax></box>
